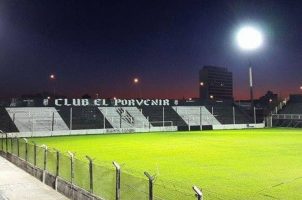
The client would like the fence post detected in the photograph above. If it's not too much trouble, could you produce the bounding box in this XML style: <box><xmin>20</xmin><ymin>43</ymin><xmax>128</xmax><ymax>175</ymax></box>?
<box><xmin>16</xmin><ymin>137</ymin><xmax>20</xmax><ymax>157</ymax></box>
<box><xmin>254</xmin><ymin>106</ymin><xmax>256</xmax><ymax>124</ymax></box>
<box><xmin>86</xmin><ymin>156</ymin><xmax>94</xmax><ymax>193</ymax></box>
<box><xmin>200</xmin><ymin>107</ymin><xmax>202</xmax><ymax>130</ymax></box>
<box><xmin>51</xmin><ymin>112</ymin><xmax>55</xmax><ymax>131</ymax></box>
<box><xmin>5</xmin><ymin>133</ymin><xmax>8</xmax><ymax>152</ymax></box>
<box><xmin>144</xmin><ymin>172</ymin><xmax>155</xmax><ymax>200</ymax></box>
<box><xmin>0</xmin><ymin>131</ymin><xmax>3</xmax><ymax>150</ymax></box>
<box><xmin>32</xmin><ymin>142</ymin><xmax>37</xmax><ymax>166</ymax></box>
<box><xmin>23</xmin><ymin>138</ymin><xmax>28</xmax><ymax>161</ymax></box>
<box><xmin>147</xmin><ymin>116</ymin><xmax>150</xmax><ymax>131</ymax></box>
<box><xmin>103</xmin><ymin>112</ymin><xmax>106</xmax><ymax>129</ymax></box>
<box><xmin>233</xmin><ymin>106</ymin><xmax>236</xmax><ymax>125</ymax></box>
<box><xmin>70</xmin><ymin>107</ymin><xmax>73</xmax><ymax>130</ymax></box>
<box><xmin>0</xmin><ymin>130</ymin><xmax>4</xmax><ymax>151</ymax></box>
<box><xmin>41</xmin><ymin>144</ymin><xmax>48</xmax><ymax>183</ymax></box>
<box><xmin>163</xmin><ymin>107</ymin><xmax>165</xmax><ymax>127</ymax></box>
<box><xmin>41</xmin><ymin>144</ymin><xmax>47</xmax><ymax>183</ymax></box>
<box><xmin>55</xmin><ymin>150</ymin><xmax>60</xmax><ymax>177</ymax></box>
<box><xmin>119</xmin><ymin>112</ymin><xmax>122</xmax><ymax>128</ymax></box>
<box><xmin>53</xmin><ymin>149</ymin><xmax>60</xmax><ymax>191</ymax></box>
<box><xmin>68</xmin><ymin>151</ymin><xmax>75</xmax><ymax>184</ymax></box>
<box><xmin>3</xmin><ymin>132</ymin><xmax>8</xmax><ymax>153</ymax></box>
<box><xmin>113</xmin><ymin>161</ymin><xmax>121</xmax><ymax>200</ymax></box>
<box><xmin>10</xmin><ymin>137</ymin><xmax>13</xmax><ymax>153</ymax></box>
<box><xmin>192</xmin><ymin>186</ymin><xmax>203</xmax><ymax>200</ymax></box>
<box><xmin>41</xmin><ymin>144</ymin><xmax>48</xmax><ymax>171</ymax></box>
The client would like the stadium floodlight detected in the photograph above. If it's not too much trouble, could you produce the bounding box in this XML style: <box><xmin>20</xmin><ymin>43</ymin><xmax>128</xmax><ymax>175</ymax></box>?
<box><xmin>49</xmin><ymin>74</ymin><xmax>56</xmax><ymax>80</ymax></box>
<box><xmin>133</xmin><ymin>77</ymin><xmax>139</xmax><ymax>84</ymax></box>
<box><xmin>49</xmin><ymin>73</ymin><xmax>56</xmax><ymax>98</ymax></box>
<box><xmin>236</xmin><ymin>26</ymin><xmax>263</xmax><ymax>51</ymax></box>
<box><xmin>133</xmin><ymin>77</ymin><xmax>142</xmax><ymax>98</ymax></box>
<box><xmin>300</xmin><ymin>86</ymin><xmax>302</xmax><ymax>90</ymax></box>
<box><xmin>236</xmin><ymin>25</ymin><xmax>264</xmax><ymax>111</ymax></box>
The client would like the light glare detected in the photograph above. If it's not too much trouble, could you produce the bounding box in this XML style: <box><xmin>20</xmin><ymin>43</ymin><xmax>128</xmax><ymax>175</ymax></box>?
<box><xmin>236</xmin><ymin>26</ymin><xmax>263</xmax><ymax>50</ymax></box>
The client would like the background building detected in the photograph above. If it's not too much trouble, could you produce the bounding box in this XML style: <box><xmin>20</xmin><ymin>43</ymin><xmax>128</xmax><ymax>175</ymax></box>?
<box><xmin>199</xmin><ymin>66</ymin><xmax>233</xmax><ymax>101</ymax></box>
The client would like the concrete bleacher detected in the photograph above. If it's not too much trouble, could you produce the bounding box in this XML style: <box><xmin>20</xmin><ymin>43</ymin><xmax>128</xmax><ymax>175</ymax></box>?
<box><xmin>122</xmin><ymin>107</ymin><xmax>151</xmax><ymax>128</ymax></box>
<box><xmin>5</xmin><ymin>107</ymin><xmax>69</xmax><ymax>132</ymax></box>
<box><xmin>0</xmin><ymin>100</ymin><xmax>261</xmax><ymax>133</ymax></box>
<box><xmin>278</xmin><ymin>103</ymin><xmax>302</xmax><ymax>114</ymax></box>
<box><xmin>274</xmin><ymin>99</ymin><xmax>302</xmax><ymax>128</ymax></box>
<box><xmin>58</xmin><ymin>106</ymin><xmax>112</xmax><ymax>130</ymax></box>
<box><xmin>173</xmin><ymin>106</ymin><xmax>220</xmax><ymax>126</ymax></box>
<box><xmin>140</xmin><ymin>106</ymin><xmax>187</xmax><ymax>127</ymax></box>
<box><xmin>205</xmin><ymin>103</ymin><xmax>253</xmax><ymax>124</ymax></box>
<box><xmin>98</xmin><ymin>107</ymin><xmax>135</xmax><ymax>128</ymax></box>
<box><xmin>99</xmin><ymin>107</ymin><xmax>151</xmax><ymax>128</ymax></box>
<box><xmin>0</xmin><ymin>107</ymin><xmax>18</xmax><ymax>132</ymax></box>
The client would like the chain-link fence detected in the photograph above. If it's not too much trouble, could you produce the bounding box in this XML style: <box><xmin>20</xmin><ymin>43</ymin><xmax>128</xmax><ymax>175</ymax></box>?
<box><xmin>0</xmin><ymin>133</ymin><xmax>203</xmax><ymax>200</ymax></box>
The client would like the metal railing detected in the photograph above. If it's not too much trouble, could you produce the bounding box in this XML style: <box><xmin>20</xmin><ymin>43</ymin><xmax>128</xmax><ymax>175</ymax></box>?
<box><xmin>0</xmin><ymin>131</ymin><xmax>202</xmax><ymax>200</ymax></box>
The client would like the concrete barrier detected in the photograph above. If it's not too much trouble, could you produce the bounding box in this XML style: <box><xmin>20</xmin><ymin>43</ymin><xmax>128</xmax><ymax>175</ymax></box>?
<box><xmin>6</xmin><ymin>126</ymin><xmax>178</xmax><ymax>138</ymax></box>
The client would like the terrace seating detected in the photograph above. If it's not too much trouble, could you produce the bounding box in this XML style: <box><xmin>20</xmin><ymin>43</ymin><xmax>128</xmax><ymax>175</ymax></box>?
<box><xmin>278</xmin><ymin>103</ymin><xmax>302</xmax><ymax>114</ymax></box>
<box><xmin>6</xmin><ymin>107</ymin><xmax>68</xmax><ymax>132</ymax></box>
<box><xmin>140</xmin><ymin>106</ymin><xmax>187</xmax><ymax>127</ymax></box>
<box><xmin>122</xmin><ymin>107</ymin><xmax>151</xmax><ymax>128</ymax></box>
<box><xmin>205</xmin><ymin>103</ymin><xmax>253</xmax><ymax>124</ymax></box>
<box><xmin>173</xmin><ymin>106</ymin><xmax>220</xmax><ymax>126</ymax></box>
<box><xmin>273</xmin><ymin>101</ymin><xmax>302</xmax><ymax>128</ymax></box>
<box><xmin>98</xmin><ymin>107</ymin><xmax>134</xmax><ymax>128</ymax></box>
<box><xmin>0</xmin><ymin>107</ymin><xmax>18</xmax><ymax>132</ymax></box>
<box><xmin>58</xmin><ymin>106</ymin><xmax>112</xmax><ymax>130</ymax></box>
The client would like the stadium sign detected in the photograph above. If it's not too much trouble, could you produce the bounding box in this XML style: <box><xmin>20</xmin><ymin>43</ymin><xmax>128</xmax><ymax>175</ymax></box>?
<box><xmin>53</xmin><ymin>98</ymin><xmax>173</xmax><ymax>107</ymax></box>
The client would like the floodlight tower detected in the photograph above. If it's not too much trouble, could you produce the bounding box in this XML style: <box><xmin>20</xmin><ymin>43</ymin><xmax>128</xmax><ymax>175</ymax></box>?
<box><xmin>133</xmin><ymin>77</ymin><xmax>142</xmax><ymax>98</ymax></box>
<box><xmin>236</xmin><ymin>26</ymin><xmax>263</xmax><ymax>111</ymax></box>
<box><xmin>49</xmin><ymin>74</ymin><xmax>56</xmax><ymax>98</ymax></box>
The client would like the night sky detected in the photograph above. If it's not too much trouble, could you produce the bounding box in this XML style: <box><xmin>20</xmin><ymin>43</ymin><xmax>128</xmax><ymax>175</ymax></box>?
<box><xmin>0</xmin><ymin>0</ymin><xmax>302</xmax><ymax>99</ymax></box>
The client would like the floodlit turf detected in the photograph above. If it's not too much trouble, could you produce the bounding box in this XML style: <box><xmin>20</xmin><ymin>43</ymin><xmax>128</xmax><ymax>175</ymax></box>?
<box><xmin>31</xmin><ymin>128</ymin><xmax>302</xmax><ymax>200</ymax></box>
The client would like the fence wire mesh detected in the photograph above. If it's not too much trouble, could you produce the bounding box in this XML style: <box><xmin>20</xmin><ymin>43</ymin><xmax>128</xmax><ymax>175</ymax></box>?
<box><xmin>27</xmin><ymin>143</ymin><xmax>35</xmax><ymax>165</ymax></box>
<box><xmin>120</xmin><ymin>172</ymin><xmax>149</xmax><ymax>200</ymax></box>
<box><xmin>11</xmin><ymin>138</ymin><xmax>17</xmax><ymax>155</ymax></box>
<box><xmin>36</xmin><ymin>146</ymin><xmax>45</xmax><ymax>170</ymax></box>
<box><xmin>46</xmin><ymin>149</ymin><xmax>57</xmax><ymax>175</ymax></box>
<box><xmin>18</xmin><ymin>139</ymin><xmax>26</xmax><ymax>160</ymax></box>
<box><xmin>93</xmin><ymin>163</ymin><xmax>116</xmax><ymax>200</ymax></box>
<box><xmin>154</xmin><ymin>181</ymin><xmax>196</xmax><ymax>200</ymax></box>
<box><xmin>74</xmin><ymin>158</ymin><xmax>90</xmax><ymax>191</ymax></box>
<box><xmin>0</xmin><ymin>136</ymin><xmax>201</xmax><ymax>200</ymax></box>
<box><xmin>59</xmin><ymin>153</ymin><xmax>72</xmax><ymax>182</ymax></box>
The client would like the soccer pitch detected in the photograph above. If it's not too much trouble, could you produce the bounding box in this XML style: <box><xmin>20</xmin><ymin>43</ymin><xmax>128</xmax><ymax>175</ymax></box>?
<box><xmin>31</xmin><ymin>128</ymin><xmax>302</xmax><ymax>200</ymax></box>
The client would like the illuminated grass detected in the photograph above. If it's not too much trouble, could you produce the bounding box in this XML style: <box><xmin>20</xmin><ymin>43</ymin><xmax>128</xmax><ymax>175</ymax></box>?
<box><xmin>31</xmin><ymin>128</ymin><xmax>302</xmax><ymax>200</ymax></box>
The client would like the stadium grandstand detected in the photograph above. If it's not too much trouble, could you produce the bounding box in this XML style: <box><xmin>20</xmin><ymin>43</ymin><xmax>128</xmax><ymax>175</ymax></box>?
<box><xmin>0</xmin><ymin>97</ymin><xmax>263</xmax><ymax>137</ymax></box>
<box><xmin>271</xmin><ymin>94</ymin><xmax>302</xmax><ymax>128</ymax></box>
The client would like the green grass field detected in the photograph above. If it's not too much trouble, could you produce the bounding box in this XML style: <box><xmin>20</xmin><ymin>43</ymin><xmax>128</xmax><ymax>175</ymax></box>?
<box><xmin>31</xmin><ymin>128</ymin><xmax>302</xmax><ymax>200</ymax></box>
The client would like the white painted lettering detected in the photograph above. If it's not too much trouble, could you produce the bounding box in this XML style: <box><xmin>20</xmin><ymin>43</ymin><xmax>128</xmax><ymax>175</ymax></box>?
<box><xmin>81</xmin><ymin>99</ymin><xmax>89</xmax><ymax>106</ymax></box>
<box><xmin>73</xmin><ymin>99</ymin><xmax>81</xmax><ymax>106</ymax></box>
<box><xmin>55</xmin><ymin>99</ymin><xmax>63</xmax><ymax>106</ymax></box>
<box><xmin>64</xmin><ymin>99</ymin><xmax>71</xmax><ymax>106</ymax></box>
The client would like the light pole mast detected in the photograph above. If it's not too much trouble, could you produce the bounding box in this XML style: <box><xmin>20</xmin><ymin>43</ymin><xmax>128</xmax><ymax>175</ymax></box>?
<box><xmin>236</xmin><ymin>25</ymin><xmax>263</xmax><ymax>114</ymax></box>
<box><xmin>249</xmin><ymin>62</ymin><xmax>254</xmax><ymax>110</ymax></box>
